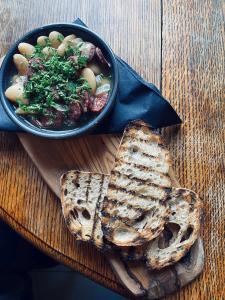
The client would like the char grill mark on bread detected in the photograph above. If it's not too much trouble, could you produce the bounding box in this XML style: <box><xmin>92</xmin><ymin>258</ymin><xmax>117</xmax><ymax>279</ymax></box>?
<box><xmin>113</xmin><ymin>164</ymin><xmax>172</xmax><ymax>187</ymax></box>
<box><xmin>91</xmin><ymin>174</ymin><xmax>104</xmax><ymax>239</ymax></box>
<box><xmin>101</xmin><ymin>121</ymin><xmax>172</xmax><ymax>247</ymax></box>
<box><xmin>92</xmin><ymin>175</ymin><xmax>110</xmax><ymax>248</ymax></box>
<box><xmin>109</xmin><ymin>174</ymin><xmax>170</xmax><ymax>199</ymax></box>
<box><xmin>106</xmin><ymin>188</ymin><xmax>167</xmax><ymax>211</ymax></box>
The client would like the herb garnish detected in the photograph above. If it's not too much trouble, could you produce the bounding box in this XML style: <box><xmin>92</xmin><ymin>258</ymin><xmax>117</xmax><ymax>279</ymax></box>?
<box><xmin>22</xmin><ymin>44</ymin><xmax>90</xmax><ymax>114</ymax></box>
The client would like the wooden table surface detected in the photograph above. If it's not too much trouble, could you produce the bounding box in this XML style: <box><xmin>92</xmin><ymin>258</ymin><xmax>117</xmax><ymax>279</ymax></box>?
<box><xmin>0</xmin><ymin>0</ymin><xmax>224</xmax><ymax>299</ymax></box>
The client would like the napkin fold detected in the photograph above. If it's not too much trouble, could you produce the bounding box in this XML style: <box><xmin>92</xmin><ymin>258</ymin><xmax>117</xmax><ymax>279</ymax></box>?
<box><xmin>0</xmin><ymin>18</ymin><xmax>181</xmax><ymax>133</ymax></box>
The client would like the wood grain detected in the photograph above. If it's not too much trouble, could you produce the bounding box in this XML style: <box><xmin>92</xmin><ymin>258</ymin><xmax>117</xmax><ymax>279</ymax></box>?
<box><xmin>162</xmin><ymin>1</ymin><xmax>225</xmax><ymax>299</ymax></box>
<box><xmin>0</xmin><ymin>0</ymin><xmax>224</xmax><ymax>299</ymax></box>
<box><xmin>0</xmin><ymin>0</ymin><xmax>161</xmax><ymax>86</ymax></box>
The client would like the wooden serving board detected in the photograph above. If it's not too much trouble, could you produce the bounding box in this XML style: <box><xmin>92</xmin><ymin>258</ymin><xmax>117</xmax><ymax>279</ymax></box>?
<box><xmin>17</xmin><ymin>132</ymin><xmax>204</xmax><ymax>299</ymax></box>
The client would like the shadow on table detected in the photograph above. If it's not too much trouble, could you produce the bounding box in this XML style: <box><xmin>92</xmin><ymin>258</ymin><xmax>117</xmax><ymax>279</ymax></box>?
<box><xmin>30</xmin><ymin>265</ymin><xmax>127</xmax><ymax>300</ymax></box>
<box><xmin>0</xmin><ymin>220</ymin><xmax>127</xmax><ymax>300</ymax></box>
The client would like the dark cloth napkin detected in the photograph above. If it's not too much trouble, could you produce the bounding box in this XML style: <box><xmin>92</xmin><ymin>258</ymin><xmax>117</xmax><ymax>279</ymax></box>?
<box><xmin>0</xmin><ymin>18</ymin><xmax>181</xmax><ymax>133</ymax></box>
<box><xmin>0</xmin><ymin>220</ymin><xmax>57</xmax><ymax>300</ymax></box>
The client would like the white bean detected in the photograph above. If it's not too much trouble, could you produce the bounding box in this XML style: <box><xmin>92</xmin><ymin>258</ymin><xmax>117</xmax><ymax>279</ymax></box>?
<box><xmin>49</xmin><ymin>31</ymin><xmax>64</xmax><ymax>48</ymax></box>
<box><xmin>80</xmin><ymin>68</ymin><xmax>96</xmax><ymax>94</ymax></box>
<box><xmin>18</xmin><ymin>43</ymin><xmax>35</xmax><ymax>56</ymax></box>
<box><xmin>5</xmin><ymin>84</ymin><xmax>29</xmax><ymax>104</ymax></box>
<box><xmin>57</xmin><ymin>36</ymin><xmax>79</xmax><ymax>56</ymax></box>
<box><xmin>13</xmin><ymin>54</ymin><xmax>28</xmax><ymax>75</ymax></box>
<box><xmin>57</xmin><ymin>43</ymin><xmax>67</xmax><ymax>56</ymax></box>
<box><xmin>42</xmin><ymin>46</ymin><xmax>56</xmax><ymax>58</ymax></box>
<box><xmin>66</xmin><ymin>39</ymin><xmax>78</xmax><ymax>48</ymax></box>
<box><xmin>63</xmin><ymin>34</ymin><xmax>76</xmax><ymax>44</ymax></box>
<box><xmin>37</xmin><ymin>35</ymin><xmax>48</xmax><ymax>46</ymax></box>
<box><xmin>60</xmin><ymin>38</ymin><xmax>83</xmax><ymax>51</ymax></box>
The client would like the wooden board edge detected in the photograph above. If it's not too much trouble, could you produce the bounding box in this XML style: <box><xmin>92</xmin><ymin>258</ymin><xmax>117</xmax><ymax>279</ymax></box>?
<box><xmin>108</xmin><ymin>254</ymin><xmax>146</xmax><ymax>297</ymax></box>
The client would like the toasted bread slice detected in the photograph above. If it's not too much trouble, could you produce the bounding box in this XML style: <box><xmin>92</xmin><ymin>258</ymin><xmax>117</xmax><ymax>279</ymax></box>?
<box><xmin>146</xmin><ymin>188</ymin><xmax>202</xmax><ymax>269</ymax></box>
<box><xmin>101</xmin><ymin>121</ymin><xmax>172</xmax><ymax>247</ymax></box>
<box><xmin>61</xmin><ymin>170</ymin><xmax>149</xmax><ymax>260</ymax></box>
<box><xmin>60</xmin><ymin>170</ymin><xmax>109</xmax><ymax>248</ymax></box>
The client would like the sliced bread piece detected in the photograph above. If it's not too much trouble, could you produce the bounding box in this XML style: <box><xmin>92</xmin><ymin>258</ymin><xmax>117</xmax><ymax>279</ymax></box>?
<box><xmin>60</xmin><ymin>170</ymin><xmax>109</xmax><ymax>248</ymax></box>
<box><xmin>146</xmin><ymin>188</ymin><xmax>202</xmax><ymax>269</ymax></box>
<box><xmin>101</xmin><ymin>121</ymin><xmax>172</xmax><ymax>247</ymax></box>
<box><xmin>61</xmin><ymin>170</ymin><xmax>148</xmax><ymax>260</ymax></box>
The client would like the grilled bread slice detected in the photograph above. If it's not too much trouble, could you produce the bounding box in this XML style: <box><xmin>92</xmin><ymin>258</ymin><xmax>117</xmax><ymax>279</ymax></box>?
<box><xmin>61</xmin><ymin>170</ymin><xmax>147</xmax><ymax>260</ymax></box>
<box><xmin>146</xmin><ymin>188</ymin><xmax>202</xmax><ymax>269</ymax></box>
<box><xmin>60</xmin><ymin>170</ymin><xmax>109</xmax><ymax>248</ymax></box>
<box><xmin>101</xmin><ymin>121</ymin><xmax>172</xmax><ymax>247</ymax></box>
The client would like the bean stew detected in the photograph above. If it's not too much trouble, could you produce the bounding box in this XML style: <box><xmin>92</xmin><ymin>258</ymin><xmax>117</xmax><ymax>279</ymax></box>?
<box><xmin>4</xmin><ymin>31</ymin><xmax>111</xmax><ymax>130</ymax></box>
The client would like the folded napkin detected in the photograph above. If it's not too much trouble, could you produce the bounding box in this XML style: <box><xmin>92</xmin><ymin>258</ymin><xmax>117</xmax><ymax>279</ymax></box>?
<box><xmin>0</xmin><ymin>18</ymin><xmax>181</xmax><ymax>133</ymax></box>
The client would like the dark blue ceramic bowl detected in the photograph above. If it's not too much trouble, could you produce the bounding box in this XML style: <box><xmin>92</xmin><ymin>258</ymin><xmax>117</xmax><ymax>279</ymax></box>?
<box><xmin>0</xmin><ymin>23</ymin><xmax>118</xmax><ymax>138</ymax></box>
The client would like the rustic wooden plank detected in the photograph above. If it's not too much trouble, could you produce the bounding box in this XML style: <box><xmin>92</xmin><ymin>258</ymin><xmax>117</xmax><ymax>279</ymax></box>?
<box><xmin>0</xmin><ymin>0</ymin><xmax>161</xmax><ymax>86</ymax></box>
<box><xmin>0</xmin><ymin>0</ymin><xmax>161</xmax><ymax>296</ymax></box>
<box><xmin>162</xmin><ymin>1</ymin><xmax>224</xmax><ymax>299</ymax></box>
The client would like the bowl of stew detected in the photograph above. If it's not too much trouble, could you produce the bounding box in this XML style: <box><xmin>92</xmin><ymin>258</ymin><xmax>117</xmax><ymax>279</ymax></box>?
<box><xmin>0</xmin><ymin>23</ymin><xmax>118</xmax><ymax>138</ymax></box>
